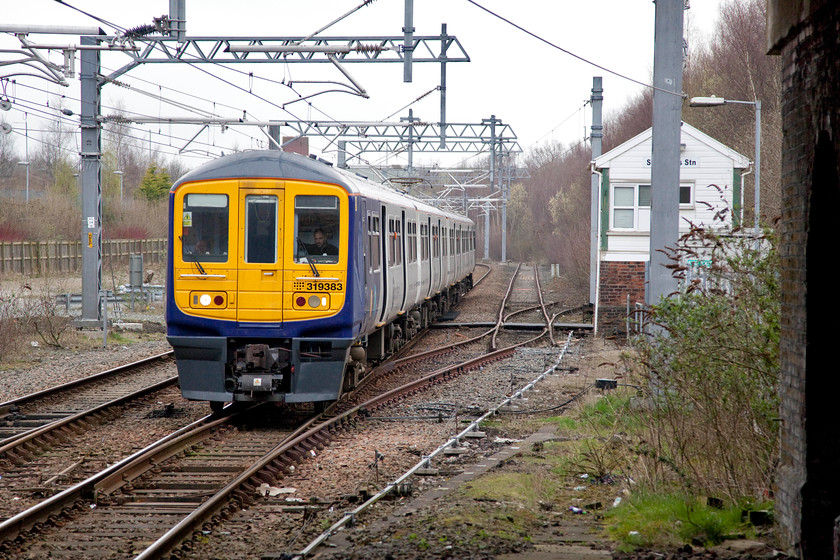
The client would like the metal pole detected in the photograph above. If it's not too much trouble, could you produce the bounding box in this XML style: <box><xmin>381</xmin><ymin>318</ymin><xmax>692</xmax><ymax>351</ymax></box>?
<box><xmin>648</xmin><ymin>0</ymin><xmax>684</xmax><ymax>305</ymax></box>
<box><xmin>754</xmin><ymin>100</ymin><xmax>761</xmax><ymax>251</ymax></box>
<box><xmin>439</xmin><ymin>23</ymin><xmax>447</xmax><ymax>149</ymax></box>
<box><xmin>403</xmin><ymin>0</ymin><xmax>414</xmax><ymax>83</ymax></box>
<box><xmin>501</xmin><ymin>152</ymin><xmax>507</xmax><ymax>263</ymax></box>
<box><xmin>79</xmin><ymin>34</ymin><xmax>103</xmax><ymax>326</ymax></box>
<box><xmin>484</xmin><ymin>115</ymin><xmax>497</xmax><ymax>261</ymax></box>
<box><xmin>589</xmin><ymin>77</ymin><xmax>603</xmax><ymax>305</ymax></box>
<box><xmin>337</xmin><ymin>140</ymin><xmax>347</xmax><ymax>168</ymax></box>
<box><xmin>101</xmin><ymin>289</ymin><xmax>108</xmax><ymax>347</ymax></box>
<box><xmin>24</xmin><ymin>114</ymin><xmax>29</xmax><ymax>204</ymax></box>
<box><xmin>114</xmin><ymin>170</ymin><xmax>124</xmax><ymax>202</ymax></box>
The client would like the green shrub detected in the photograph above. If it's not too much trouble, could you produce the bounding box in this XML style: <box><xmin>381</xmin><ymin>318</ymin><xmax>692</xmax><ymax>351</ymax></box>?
<box><xmin>631</xmin><ymin>225</ymin><xmax>780</xmax><ymax>500</ymax></box>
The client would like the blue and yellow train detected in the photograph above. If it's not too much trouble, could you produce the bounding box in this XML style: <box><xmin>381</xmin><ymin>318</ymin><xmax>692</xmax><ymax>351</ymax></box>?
<box><xmin>166</xmin><ymin>150</ymin><xmax>476</xmax><ymax>412</ymax></box>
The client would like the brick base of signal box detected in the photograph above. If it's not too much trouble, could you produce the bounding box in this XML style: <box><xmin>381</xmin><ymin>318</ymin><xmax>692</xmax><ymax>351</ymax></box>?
<box><xmin>597</xmin><ymin>260</ymin><xmax>646</xmax><ymax>336</ymax></box>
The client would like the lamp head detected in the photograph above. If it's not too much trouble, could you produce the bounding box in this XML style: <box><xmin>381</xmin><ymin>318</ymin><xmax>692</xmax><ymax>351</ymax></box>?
<box><xmin>689</xmin><ymin>96</ymin><xmax>726</xmax><ymax>107</ymax></box>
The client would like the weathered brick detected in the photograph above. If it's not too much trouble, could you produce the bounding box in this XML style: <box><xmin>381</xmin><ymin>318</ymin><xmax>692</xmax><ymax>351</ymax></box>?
<box><xmin>772</xmin><ymin>3</ymin><xmax>840</xmax><ymax>557</ymax></box>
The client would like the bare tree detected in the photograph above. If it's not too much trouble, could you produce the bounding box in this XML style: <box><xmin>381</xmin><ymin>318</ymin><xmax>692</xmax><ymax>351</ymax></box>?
<box><xmin>683</xmin><ymin>0</ymin><xmax>782</xmax><ymax>223</ymax></box>
<box><xmin>30</xmin><ymin>98</ymin><xmax>75</xmax><ymax>191</ymax></box>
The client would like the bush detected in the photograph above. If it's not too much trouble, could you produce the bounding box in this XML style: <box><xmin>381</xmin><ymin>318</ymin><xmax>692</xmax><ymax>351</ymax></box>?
<box><xmin>104</xmin><ymin>198</ymin><xmax>167</xmax><ymax>240</ymax></box>
<box><xmin>0</xmin><ymin>284</ymin><xmax>31</xmax><ymax>361</ymax></box>
<box><xmin>630</xmin><ymin>225</ymin><xmax>780</xmax><ymax>500</ymax></box>
<box><xmin>0</xmin><ymin>278</ymin><xmax>76</xmax><ymax>361</ymax></box>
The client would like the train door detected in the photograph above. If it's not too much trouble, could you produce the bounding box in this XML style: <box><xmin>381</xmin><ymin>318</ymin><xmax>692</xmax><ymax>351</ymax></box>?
<box><xmin>425</xmin><ymin>217</ymin><xmax>434</xmax><ymax>298</ymax></box>
<box><xmin>431</xmin><ymin>220</ymin><xmax>441</xmax><ymax>293</ymax></box>
<box><xmin>366</xmin><ymin>206</ymin><xmax>382</xmax><ymax>326</ymax></box>
<box><xmin>400</xmin><ymin>210</ymin><xmax>408</xmax><ymax>311</ymax></box>
<box><xmin>378</xmin><ymin>205</ymin><xmax>389</xmax><ymax>323</ymax></box>
<box><xmin>237</xmin><ymin>189</ymin><xmax>284</xmax><ymax>322</ymax></box>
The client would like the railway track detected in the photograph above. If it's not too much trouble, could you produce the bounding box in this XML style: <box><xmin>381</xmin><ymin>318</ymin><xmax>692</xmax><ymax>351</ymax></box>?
<box><xmin>0</xmin><ymin>352</ymin><xmax>210</xmax><ymax>522</ymax></box>
<box><xmin>0</xmin><ymin>262</ymin><xmax>587</xmax><ymax>559</ymax></box>
<box><xmin>0</xmin><ymin>352</ymin><xmax>176</xmax><ymax>445</ymax></box>
<box><xmin>0</xmin><ymin>353</ymin><xmax>179</xmax><ymax>468</ymax></box>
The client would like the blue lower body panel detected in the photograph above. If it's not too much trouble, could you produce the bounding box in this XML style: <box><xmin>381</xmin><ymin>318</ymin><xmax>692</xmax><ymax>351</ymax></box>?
<box><xmin>168</xmin><ymin>335</ymin><xmax>354</xmax><ymax>404</ymax></box>
<box><xmin>168</xmin><ymin>336</ymin><xmax>229</xmax><ymax>402</ymax></box>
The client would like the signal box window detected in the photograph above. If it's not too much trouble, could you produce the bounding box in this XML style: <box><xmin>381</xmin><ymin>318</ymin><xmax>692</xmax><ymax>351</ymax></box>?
<box><xmin>612</xmin><ymin>184</ymin><xmax>651</xmax><ymax>231</ymax></box>
<box><xmin>182</xmin><ymin>193</ymin><xmax>229</xmax><ymax>263</ymax></box>
<box><xmin>245</xmin><ymin>195</ymin><xmax>278</xmax><ymax>263</ymax></box>
<box><xmin>294</xmin><ymin>195</ymin><xmax>340</xmax><ymax>264</ymax></box>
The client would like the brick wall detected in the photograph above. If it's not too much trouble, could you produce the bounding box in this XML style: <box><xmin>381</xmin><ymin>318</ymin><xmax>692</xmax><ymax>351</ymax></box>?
<box><xmin>597</xmin><ymin>260</ymin><xmax>646</xmax><ymax>335</ymax></box>
<box><xmin>774</xmin><ymin>3</ymin><xmax>840</xmax><ymax>557</ymax></box>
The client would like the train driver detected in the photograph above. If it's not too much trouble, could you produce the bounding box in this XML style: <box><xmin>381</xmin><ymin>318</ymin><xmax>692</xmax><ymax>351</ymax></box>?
<box><xmin>306</xmin><ymin>228</ymin><xmax>338</xmax><ymax>256</ymax></box>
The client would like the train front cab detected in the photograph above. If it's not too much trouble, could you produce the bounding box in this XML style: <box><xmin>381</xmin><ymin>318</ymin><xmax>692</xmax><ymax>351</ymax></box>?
<box><xmin>168</xmin><ymin>177</ymin><xmax>356</xmax><ymax>407</ymax></box>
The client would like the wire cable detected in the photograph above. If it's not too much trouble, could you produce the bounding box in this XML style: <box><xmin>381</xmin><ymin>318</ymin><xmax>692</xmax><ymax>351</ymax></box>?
<box><xmin>465</xmin><ymin>0</ymin><xmax>685</xmax><ymax>98</ymax></box>
<box><xmin>52</xmin><ymin>0</ymin><xmax>126</xmax><ymax>34</ymax></box>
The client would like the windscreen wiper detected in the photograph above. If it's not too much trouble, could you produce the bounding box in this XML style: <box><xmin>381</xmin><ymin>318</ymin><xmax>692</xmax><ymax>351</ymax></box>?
<box><xmin>179</xmin><ymin>236</ymin><xmax>206</xmax><ymax>275</ymax></box>
<box><xmin>296</xmin><ymin>237</ymin><xmax>320</xmax><ymax>277</ymax></box>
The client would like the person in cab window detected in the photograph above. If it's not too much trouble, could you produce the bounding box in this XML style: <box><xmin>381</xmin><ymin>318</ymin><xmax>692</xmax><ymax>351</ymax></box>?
<box><xmin>194</xmin><ymin>239</ymin><xmax>209</xmax><ymax>254</ymax></box>
<box><xmin>307</xmin><ymin>228</ymin><xmax>338</xmax><ymax>256</ymax></box>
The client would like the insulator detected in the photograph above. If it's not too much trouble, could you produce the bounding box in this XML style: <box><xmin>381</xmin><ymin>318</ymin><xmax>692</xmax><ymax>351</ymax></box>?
<box><xmin>355</xmin><ymin>43</ymin><xmax>384</xmax><ymax>53</ymax></box>
<box><xmin>122</xmin><ymin>24</ymin><xmax>157</xmax><ymax>39</ymax></box>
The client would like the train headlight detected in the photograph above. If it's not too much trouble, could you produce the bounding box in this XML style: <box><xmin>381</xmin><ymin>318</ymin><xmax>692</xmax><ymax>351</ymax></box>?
<box><xmin>292</xmin><ymin>293</ymin><xmax>330</xmax><ymax>310</ymax></box>
<box><xmin>190</xmin><ymin>291</ymin><xmax>227</xmax><ymax>309</ymax></box>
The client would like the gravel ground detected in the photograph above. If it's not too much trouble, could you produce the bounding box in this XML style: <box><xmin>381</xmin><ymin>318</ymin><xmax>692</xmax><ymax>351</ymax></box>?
<box><xmin>0</xmin><ymin>266</ymin><xmax>790</xmax><ymax>559</ymax></box>
<box><xmin>0</xmin><ymin>271</ymin><xmax>171</xmax><ymax>403</ymax></box>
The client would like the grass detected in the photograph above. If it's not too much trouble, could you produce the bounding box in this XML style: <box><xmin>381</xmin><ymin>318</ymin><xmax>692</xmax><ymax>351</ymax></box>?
<box><xmin>462</xmin><ymin>471</ymin><xmax>559</xmax><ymax>506</ymax></box>
<box><xmin>382</xmin><ymin>378</ymin><xmax>776</xmax><ymax>557</ymax></box>
<box><xmin>605</xmin><ymin>490</ymin><xmax>764</xmax><ymax>551</ymax></box>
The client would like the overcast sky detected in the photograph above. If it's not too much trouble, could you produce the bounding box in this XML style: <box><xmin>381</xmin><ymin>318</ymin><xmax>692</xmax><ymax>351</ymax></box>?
<box><xmin>1</xmin><ymin>0</ymin><xmax>724</xmax><ymax>169</ymax></box>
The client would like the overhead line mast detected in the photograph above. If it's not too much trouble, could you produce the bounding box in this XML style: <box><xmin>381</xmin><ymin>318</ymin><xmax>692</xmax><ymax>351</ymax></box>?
<box><xmin>0</xmin><ymin>1</ymin><xmax>486</xmax><ymax>326</ymax></box>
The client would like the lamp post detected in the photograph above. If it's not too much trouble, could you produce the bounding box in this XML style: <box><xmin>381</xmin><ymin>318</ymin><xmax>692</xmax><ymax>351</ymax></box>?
<box><xmin>17</xmin><ymin>111</ymin><xmax>30</xmax><ymax>205</ymax></box>
<box><xmin>17</xmin><ymin>161</ymin><xmax>29</xmax><ymax>204</ymax></box>
<box><xmin>689</xmin><ymin>96</ymin><xmax>761</xmax><ymax>250</ymax></box>
<box><xmin>113</xmin><ymin>170</ymin><xmax>124</xmax><ymax>202</ymax></box>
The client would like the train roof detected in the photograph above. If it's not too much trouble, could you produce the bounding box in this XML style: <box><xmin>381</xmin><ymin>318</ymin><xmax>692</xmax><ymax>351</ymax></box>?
<box><xmin>173</xmin><ymin>149</ymin><xmax>345</xmax><ymax>188</ymax></box>
<box><xmin>173</xmin><ymin>150</ymin><xmax>472</xmax><ymax>225</ymax></box>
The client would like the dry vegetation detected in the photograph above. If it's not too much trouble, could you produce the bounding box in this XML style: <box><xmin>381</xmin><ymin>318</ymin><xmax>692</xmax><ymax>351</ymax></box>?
<box><xmin>0</xmin><ymin>105</ymin><xmax>178</xmax><ymax>242</ymax></box>
<box><xmin>496</xmin><ymin>0</ymin><xmax>779</xmax><ymax>296</ymax></box>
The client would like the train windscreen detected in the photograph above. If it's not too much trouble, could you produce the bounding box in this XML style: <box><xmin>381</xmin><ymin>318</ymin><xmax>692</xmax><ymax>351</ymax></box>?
<box><xmin>182</xmin><ymin>193</ymin><xmax>229</xmax><ymax>263</ymax></box>
<box><xmin>294</xmin><ymin>195</ymin><xmax>340</xmax><ymax>264</ymax></box>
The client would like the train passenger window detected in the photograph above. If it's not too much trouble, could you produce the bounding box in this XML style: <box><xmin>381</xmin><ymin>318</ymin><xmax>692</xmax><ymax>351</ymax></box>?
<box><xmin>368</xmin><ymin>212</ymin><xmax>381</xmax><ymax>271</ymax></box>
<box><xmin>294</xmin><ymin>195</ymin><xmax>340</xmax><ymax>264</ymax></box>
<box><xmin>182</xmin><ymin>193</ymin><xmax>229</xmax><ymax>263</ymax></box>
<box><xmin>245</xmin><ymin>195</ymin><xmax>277</xmax><ymax>263</ymax></box>
<box><xmin>420</xmin><ymin>223</ymin><xmax>429</xmax><ymax>261</ymax></box>
<box><xmin>407</xmin><ymin>221</ymin><xmax>417</xmax><ymax>263</ymax></box>
<box><xmin>388</xmin><ymin>219</ymin><xmax>395</xmax><ymax>266</ymax></box>
<box><xmin>387</xmin><ymin>218</ymin><xmax>402</xmax><ymax>267</ymax></box>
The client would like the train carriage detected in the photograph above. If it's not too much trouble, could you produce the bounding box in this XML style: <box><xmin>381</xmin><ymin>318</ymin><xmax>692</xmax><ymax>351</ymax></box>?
<box><xmin>166</xmin><ymin>150</ymin><xmax>475</xmax><ymax>411</ymax></box>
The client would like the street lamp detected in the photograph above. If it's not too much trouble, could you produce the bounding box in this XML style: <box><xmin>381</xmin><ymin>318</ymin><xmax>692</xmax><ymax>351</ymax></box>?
<box><xmin>113</xmin><ymin>170</ymin><xmax>124</xmax><ymax>201</ymax></box>
<box><xmin>17</xmin><ymin>161</ymin><xmax>30</xmax><ymax>204</ymax></box>
<box><xmin>689</xmin><ymin>95</ymin><xmax>761</xmax><ymax>250</ymax></box>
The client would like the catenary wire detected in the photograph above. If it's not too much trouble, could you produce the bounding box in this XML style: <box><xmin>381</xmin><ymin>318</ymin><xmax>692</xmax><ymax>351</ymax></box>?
<box><xmin>465</xmin><ymin>0</ymin><xmax>685</xmax><ymax>99</ymax></box>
